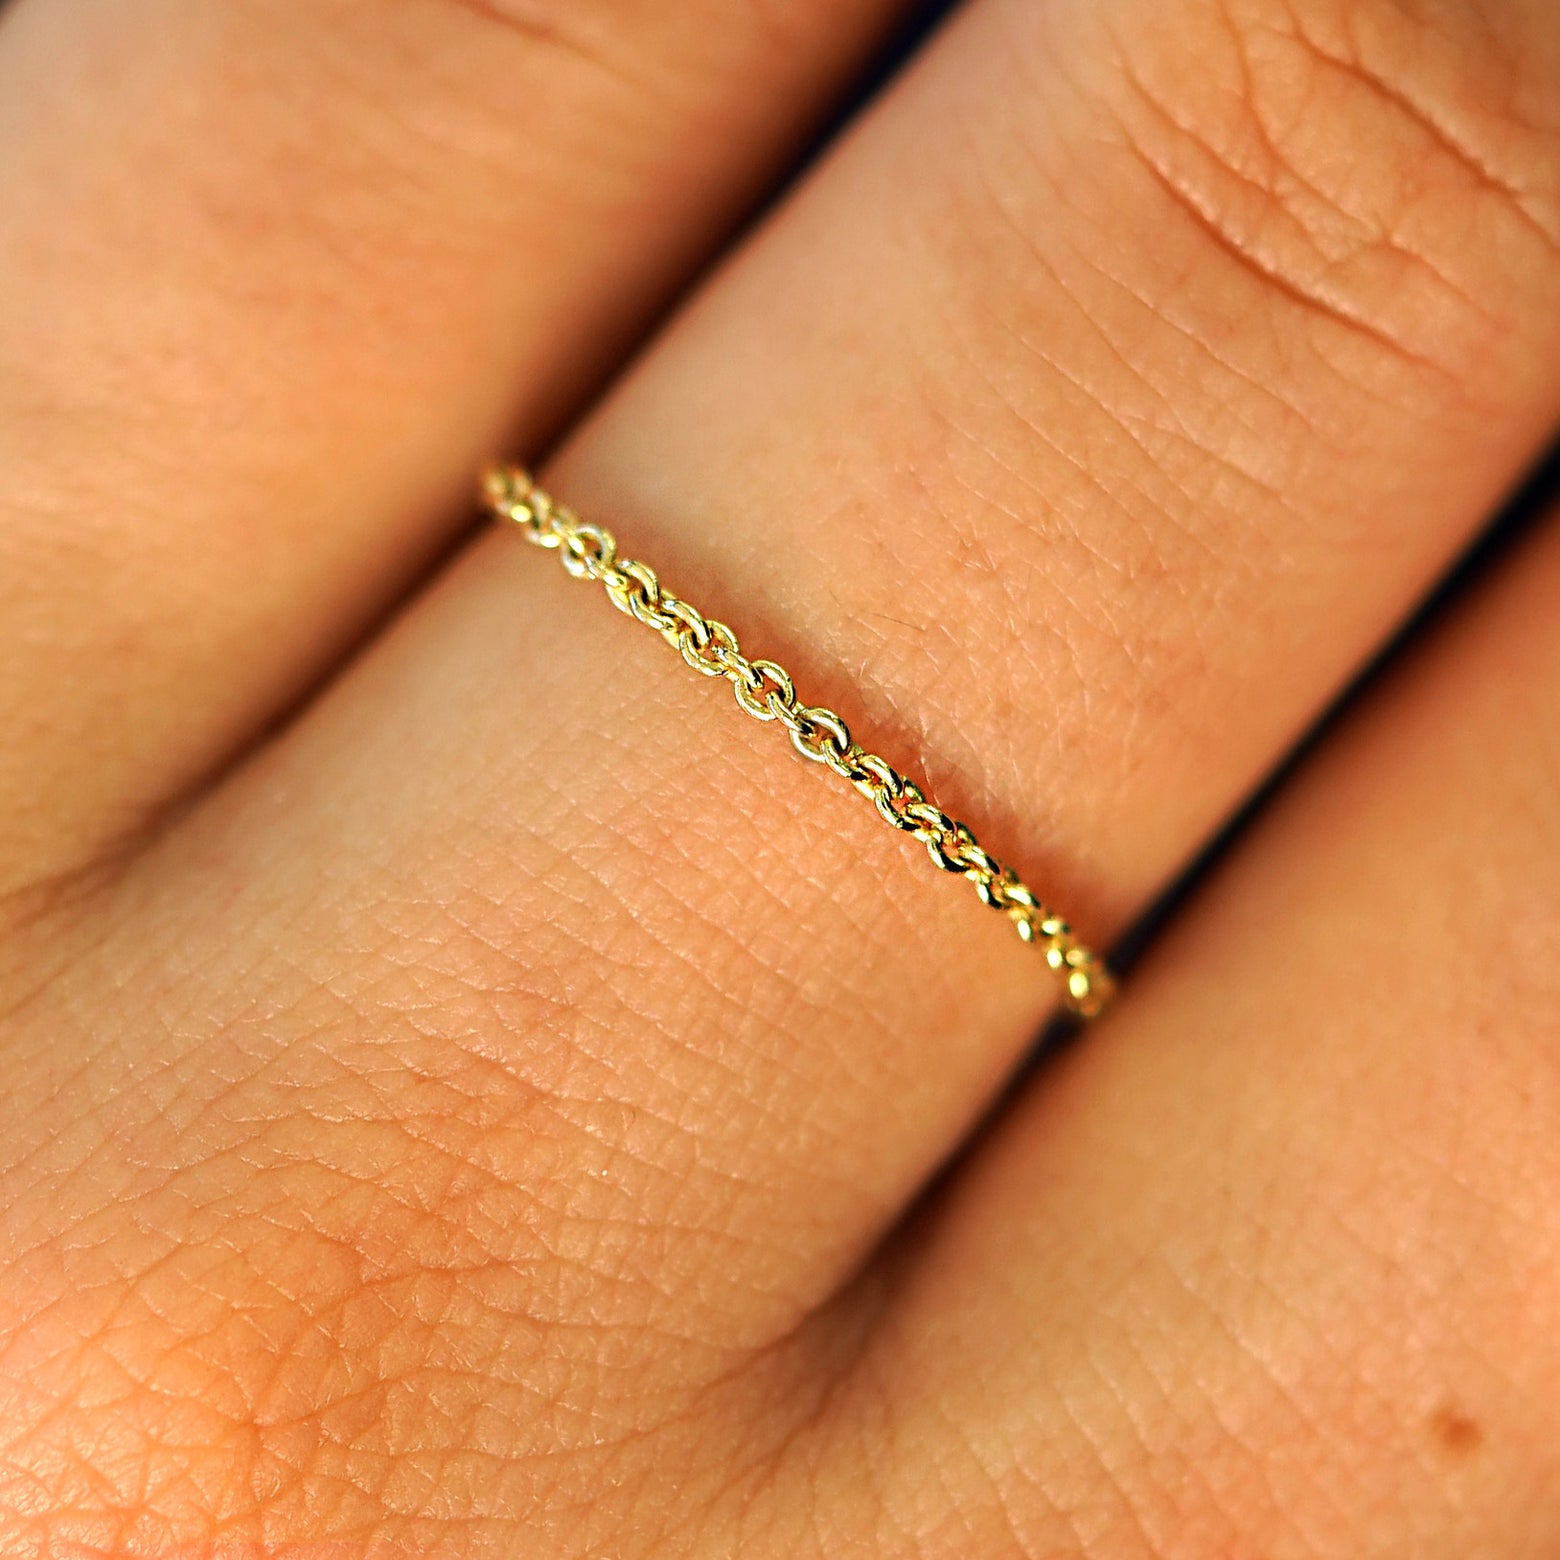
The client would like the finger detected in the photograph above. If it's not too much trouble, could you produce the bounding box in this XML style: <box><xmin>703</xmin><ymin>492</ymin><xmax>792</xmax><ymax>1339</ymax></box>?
<box><xmin>9</xmin><ymin>0</ymin><xmax>1560</xmax><ymax>1509</ymax></box>
<box><xmin>0</xmin><ymin>0</ymin><xmax>914</xmax><ymax>900</ymax></box>
<box><xmin>68</xmin><ymin>0</ymin><xmax>1560</xmax><ymax>1314</ymax></box>
<box><xmin>786</xmin><ymin>495</ymin><xmax>1560</xmax><ymax>1556</ymax></box>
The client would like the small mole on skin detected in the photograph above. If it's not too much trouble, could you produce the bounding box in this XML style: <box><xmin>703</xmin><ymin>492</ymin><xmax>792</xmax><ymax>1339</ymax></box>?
<box><xmin>1430</xmin><ymin>1403</ymin><xmax>1483</xmax><ymax>1456</ymax></box>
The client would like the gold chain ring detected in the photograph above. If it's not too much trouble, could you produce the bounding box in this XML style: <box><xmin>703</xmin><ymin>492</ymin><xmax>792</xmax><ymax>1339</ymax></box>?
<box><xmin>483</xmin><ymin>465</ymin><xmax>1116</xmax><ymax>1019</ymax></box>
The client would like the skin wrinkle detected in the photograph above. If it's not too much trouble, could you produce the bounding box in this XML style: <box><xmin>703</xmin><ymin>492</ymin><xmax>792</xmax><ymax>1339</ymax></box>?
<box><xmin>961</xmin><ymin>304</ymin><xmax>1234</xmax><ymax>587</ymax></box>
<box><xmin>1122</xmin><ymin>116</ymin><xmax>1451</xmax><ymax>378</ymax></box>
<box><xmin>603</xmin><ymin>812</ymin><xmax>897</xmax><ymax>1124</ymax></box>
<box><xmin>18</xmin><ymin>1110</ymin><xmax>702</xmax><ymax>1435</ymax></box>
<box><xmin>1086</xmin><ymin>1135</ymin><xmax>1530</xmax><ymax>1534</ymax></box>
<box><xmin>1068</xmin><ymin>1343</ymin><xmax>1219</xmax><ymax>1557</ymax></box>
<box><xmin>657</xmin><ymin>1299</ymin><xmax>875</xmax><ymax>1560</ymax></box>
<box><xmin>1218</xmin><ymin>12</ymin><xmax>1494</xmax><ymax>325</ymax></box>
<box><xmin>1098</xmin><ymin>7</ymin><xmax>1536</xmax><ymax>381</ymax></box>
<box><xmin>430</xmin><ymin>0</ymin><xmax>612</xmax><ymax>69</ymax></box>
<box><xmin>1179</xmin><ymin>1276</ymin><xmax>1365</xmax><ymax>1530</ymax></box>
<box><xmin>315</xmin><ymin>817</ymin><xmax>750</xmax><ymax>1125</ymax></box>
<box><xmin>997</xmin><ymin>5</ymin><xmax>1319</xmax><ymax>435</ymax></box>
<box><xmin>953</xmin><ymin>108</ymin><xmax>1304</xmax><ymax>522</ymax></box>
<box><xmin>1075</xmin><ymin>1281</ymin><xmax>1346</xmax><ymax>1554</ymax></box>
<box><xmin>1063</xmin><ymin>219</ymin><xmax>1314</xmax><ymax>435</ymax></box>
<box><xmin>1066</xmin><ymin>1326</ymin><xmax>1231</xmax><ymax>1544</ymax></box>
<box><xmin>919</xmin><ymin>390</ymin><xmax>1191</xmax><ymax>866</ymax></box>
<box><xmin>951</xmin><ymin>283</ymin><xmax>1182</xmax><ymax>570</ymax></box>
<box><xmin>21</xmin><ymin>1216</ymin><xmax>673</xmax><ymax>1547</ymax></box>
<box><xmin>938</xmin><ymin>149</ymin><xmax>1159</xmax><ymax>525</ymax></box>
<box><xmin>898</xmin><ymin>338</ymin><xmax>1146</xmax><ymax>789</ymax></box>
<box><xmin>0</xmin><ymin>845</ymin><xmax>148</xmax><ymax>1022</ymax></box>
<box><xmin>837</xmin><ymin>455</ymin><xmax>1095</xmax><ymax>898</ymax></box>
<box><xmin>1015</xmin><ymin>300</ymin><xmax>1297</xmax><ymax>540</ymax></box>
<box><xmin>848</xmin><ymin>452</ymin><xmax>1009</xmax><ymax>771</ymax></box>
<box><xmin>115</xmin><ymin>854</ymin><xmax>867</xmax><ymax>1366</ymax></box>
<box><xmin>1300</xmin><ymin>3</ymin><xmax>1559</xmax><ymax>248</ymax></box>
<box><xmin>439</xmin><ymin>0</ymin><xmax>848</xmax><ymax>114</ymax></box>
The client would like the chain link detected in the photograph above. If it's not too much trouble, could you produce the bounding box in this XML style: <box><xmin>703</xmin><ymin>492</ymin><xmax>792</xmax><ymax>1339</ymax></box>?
<box><xmin>484</xmin><ymin>465</ymin><xmax>1115</xmax><ymax>1018</ymax></box>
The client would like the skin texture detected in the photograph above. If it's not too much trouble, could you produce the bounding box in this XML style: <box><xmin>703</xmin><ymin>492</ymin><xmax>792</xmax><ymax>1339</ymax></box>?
<box><xmin>0</xmin><ymin>0</ymin><xmax>1558</xmax><ymax>1555</ymax></box>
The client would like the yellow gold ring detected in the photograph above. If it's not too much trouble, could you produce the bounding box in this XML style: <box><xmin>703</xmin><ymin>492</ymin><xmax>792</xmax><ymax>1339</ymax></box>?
<box><xmin>482</xmin><ymin>464</ymin><xmax>1116</xmax><ymax>1019</ymax></box>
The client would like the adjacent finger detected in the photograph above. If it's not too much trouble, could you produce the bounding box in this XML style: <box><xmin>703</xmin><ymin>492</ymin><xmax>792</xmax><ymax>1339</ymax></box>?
<box><xmin>0</xmin><ymin>0</ymin><xmax>913</xmax><ymax>901</ymax></box>
<box><xmin>788</xmin><ymin>498</ymin><xmax>1560</xmax><ymax>1556</ymax></box>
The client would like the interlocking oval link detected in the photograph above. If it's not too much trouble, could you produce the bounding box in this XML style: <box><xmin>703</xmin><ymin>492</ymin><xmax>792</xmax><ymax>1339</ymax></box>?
<box><xmin>483</xmin><ymin>464</ymin><xmax>1116</xmax><ymax>1019</ymax></box>
<box><xmin>605</xmin><ymin>558</ymin><xmax>659</xmax><ymax>621</ymax></box>
<box><xmin>789</xmin><ymin>705</ymin><xmax>852</xmax><ymax>768</ymax></box>
<box><xmin>732</xmin><ymin>659</ymin><xmax>795</xmax><ymax>723</ymax></box>
<box><xmin>878</xmin><ymin>777</ymin><xmax>928</xmax><ymax>833</ymax></box>
<box><xmin>560</xmin><ymin>523</ymin><xmax>615</xmax><ymax>580</ymax></box>
<box><xmin>688</xmin><ymin>618</ymin><xmax>740</xmax><ymax>679</ymax></box>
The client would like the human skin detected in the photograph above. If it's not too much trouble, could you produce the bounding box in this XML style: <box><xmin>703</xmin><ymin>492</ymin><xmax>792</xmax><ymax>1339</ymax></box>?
<box><xmin>1</xmin><ymin>0</ymin><xmax>1559</xmax><ymax>1553</ymax></box>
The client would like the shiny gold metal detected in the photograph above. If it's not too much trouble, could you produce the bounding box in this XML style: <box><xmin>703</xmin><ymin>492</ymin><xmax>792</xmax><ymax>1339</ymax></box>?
<box><xmin>483</xmin><ymin>465</ymin><xmax>1116</xmax><ymax>1019</ymax></box>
